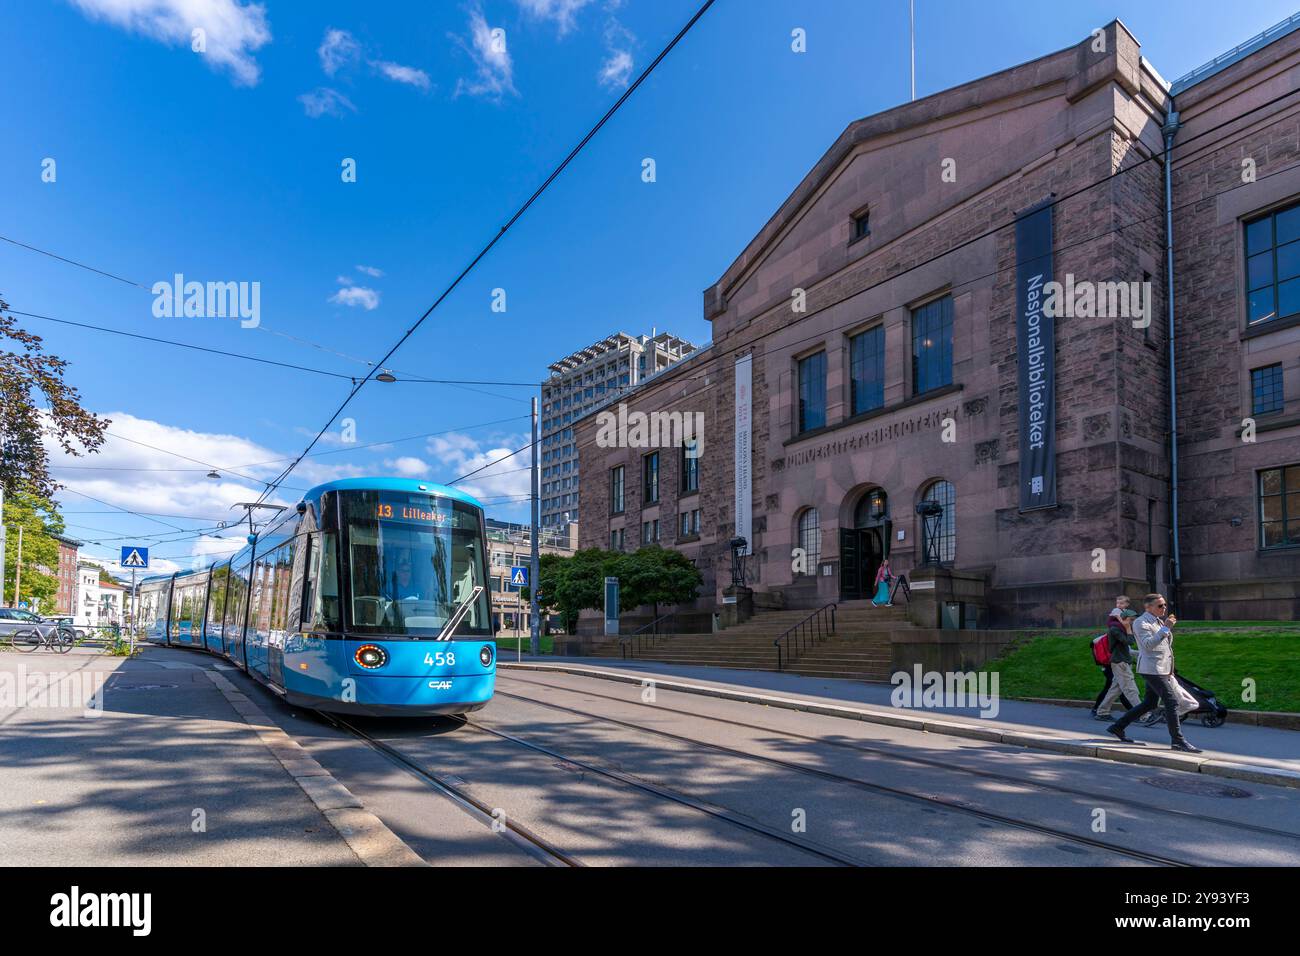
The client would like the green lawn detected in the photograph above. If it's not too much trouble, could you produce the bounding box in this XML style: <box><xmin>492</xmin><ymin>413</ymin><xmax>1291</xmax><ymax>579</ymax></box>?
<box><xmin>492</xmin><ymin>634</ymin><xmax>555</xmax><ymax>656</ymax></box>
<box><xmin>981</xmin><ymin>627</ymin><xmax>1300</xmax><ymax>713</ymax></box>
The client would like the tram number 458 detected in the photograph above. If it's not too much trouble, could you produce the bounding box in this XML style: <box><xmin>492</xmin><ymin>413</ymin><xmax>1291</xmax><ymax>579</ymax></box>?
<box><xmin>424</xmin><ymin>651</ymin><xmax>456</xmax><ymax>667</ymax></box>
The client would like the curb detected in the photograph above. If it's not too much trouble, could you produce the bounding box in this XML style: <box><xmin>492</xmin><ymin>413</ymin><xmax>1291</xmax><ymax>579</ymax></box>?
<box><xmin>499</xmin><ymin>662</ymin><xmax>1300</xmax><ymax>791</ymax></box>
<box><xmin>204</xmin><ymin>671</ymin><xmax>427</xmax><ymax>867</ymax></box>
<box><xmin>1019</xmin><ymin>696</ymin><xmax>1300</xmax><ymax>732</ymax></box>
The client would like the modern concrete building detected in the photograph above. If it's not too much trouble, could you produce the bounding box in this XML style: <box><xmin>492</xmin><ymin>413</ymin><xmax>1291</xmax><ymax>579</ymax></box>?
<box><xmin>540</xmin><ymin>331</ymin><xmax>697</xmax><ymax>534</ymax></box>
<box><xmin>576</xmin><ymin>17</ymin><xmax>1300</xmax><ymax>629</ymax></box>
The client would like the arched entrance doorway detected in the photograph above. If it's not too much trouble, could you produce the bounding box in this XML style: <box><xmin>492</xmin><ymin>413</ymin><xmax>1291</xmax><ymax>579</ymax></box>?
<box><xmin>840</xmin><ymin>488</ymin><xmax>892</xmax><ymax>601</ymax></box>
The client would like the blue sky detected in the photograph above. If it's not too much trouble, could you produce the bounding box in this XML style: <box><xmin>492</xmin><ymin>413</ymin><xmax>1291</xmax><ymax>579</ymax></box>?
<box><xmin>4</xmin><ymin>0</ymin><xmax>1298</xmax><ymax>576</ymax></box>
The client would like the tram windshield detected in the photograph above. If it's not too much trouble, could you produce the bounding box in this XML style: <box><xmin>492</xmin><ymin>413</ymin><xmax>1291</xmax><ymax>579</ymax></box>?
<box><xmin>340</xmin><ymin>490</ymin><xmax>491</xmax><ymax>638</ymax></box>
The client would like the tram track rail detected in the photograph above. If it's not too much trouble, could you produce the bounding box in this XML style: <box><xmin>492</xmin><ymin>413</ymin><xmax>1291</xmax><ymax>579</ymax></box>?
<box><xmin>452</xmin><ymin>712</ymin><xmax>866</xmax><ymax>866</ymax></box>
<box><xmin>315</xmin><ymin>711</ymin><xmax>582</xmax><ymax>868</ymax></box>
<box><xmin>488</xmin><ymin>677</ymin><xmax>1200</xmax><ymax>867</ymax></box>
<box><xmin>497</xmin><ymin>671</ymin><xmax>1300</xmax><ymax>845</ymax></box>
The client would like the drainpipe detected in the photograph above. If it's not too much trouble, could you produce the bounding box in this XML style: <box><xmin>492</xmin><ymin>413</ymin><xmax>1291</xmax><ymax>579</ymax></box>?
<box><xmin>1162</xmin><ymin>106</ymin><xmax>1182</xmax><ymax>600</ymax></box>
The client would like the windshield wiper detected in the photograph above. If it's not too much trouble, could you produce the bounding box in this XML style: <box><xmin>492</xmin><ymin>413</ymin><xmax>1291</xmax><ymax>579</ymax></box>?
<box><xmin>435</xmin><ymin>585</ymin><xmax>484</xmax><ymax>642</ymax></box>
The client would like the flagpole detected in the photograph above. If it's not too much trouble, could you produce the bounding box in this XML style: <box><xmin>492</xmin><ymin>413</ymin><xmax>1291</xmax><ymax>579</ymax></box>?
<box><xmin>910</xmin><ymin>0</ymin><xmax>916</xmax><ymax>101</ymax></box>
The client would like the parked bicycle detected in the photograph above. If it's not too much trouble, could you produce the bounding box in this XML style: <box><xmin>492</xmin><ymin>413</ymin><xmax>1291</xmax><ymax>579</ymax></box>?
<box><xmin>9</xmin><ymin>626</ymin><xmax>75</xmax><ymax>653</ymax></box>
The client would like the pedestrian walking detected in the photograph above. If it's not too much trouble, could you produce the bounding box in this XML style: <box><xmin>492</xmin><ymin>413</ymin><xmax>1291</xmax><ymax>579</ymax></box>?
<box><xmin>1091</xmin><ymin>595</ymin><xmax>1136</xmax><ymax>719</ymax></box>
<box><xmin>1094</xmin><ymin>607</ymin><xmax>1140</xmax><ymax>720</ymax></box>
<box><xmin>1106</xmin><ymin>594</ymin><xmax>1202</xmax><ymax>752</ymax></box>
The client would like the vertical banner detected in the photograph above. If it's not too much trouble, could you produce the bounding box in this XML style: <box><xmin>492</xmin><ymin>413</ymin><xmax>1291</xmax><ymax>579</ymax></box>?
<box><xmin>734</xmin><ymin>354</ymin><xmax>753</xmax><ymax>554</ymax></box>
<box><xmin>1015</xmin><ymin>200</ymin><xmax>1057</xmax><ymax>511</ymax></box>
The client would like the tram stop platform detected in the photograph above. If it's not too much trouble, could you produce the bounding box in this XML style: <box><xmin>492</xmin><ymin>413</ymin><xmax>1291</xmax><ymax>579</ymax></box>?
<box><xmin>499</xmin><ymin>657</ymin><xmax>1300</xmax><ymax>790</ymax></box>
<box><xmin>0</xmin><ymin>645</ymin><xmax>422</xmax><ymax>867</ymax></box>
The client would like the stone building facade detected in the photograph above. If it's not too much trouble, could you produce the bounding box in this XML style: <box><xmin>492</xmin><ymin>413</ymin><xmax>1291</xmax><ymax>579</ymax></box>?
<box><xmin>575</xmin><ymin>19</ymin><xmax>1300</xmax><ymax>627</ymax></box>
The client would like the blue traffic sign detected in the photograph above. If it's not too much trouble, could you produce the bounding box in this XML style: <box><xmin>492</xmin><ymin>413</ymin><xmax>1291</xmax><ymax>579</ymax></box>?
<box><xmin>120</xmin><ymin>547</ymin><xmax>150</xmax><ymax>569</ymax></box>
<box><xmin>509</xmin><ymin>565</ymin><xmax>529</xmax><ymax>588</ymax></box>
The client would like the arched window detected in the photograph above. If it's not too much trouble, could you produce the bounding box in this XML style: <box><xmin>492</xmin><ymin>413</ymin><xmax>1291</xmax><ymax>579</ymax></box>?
<box><xmin>797</xmin><ymin>508</ymin><xmax>821</xmax><ymax>576</ymax></box>
<box><xmin>920</xmin><ymin>480</ymin><xmax>956</xmax><ymax>563</ymax></box>
<box><xmin>854</xmin><ymin>488</ymin><xmax>888</xmax><ymax>528</ymax></box>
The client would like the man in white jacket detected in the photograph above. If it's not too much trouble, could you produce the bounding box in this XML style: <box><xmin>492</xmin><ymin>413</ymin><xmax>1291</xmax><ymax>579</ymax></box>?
<box><xmin>1106</xmin><ymin>594</ymin><xmax>1202</xmax><ymax>753</ymax></box>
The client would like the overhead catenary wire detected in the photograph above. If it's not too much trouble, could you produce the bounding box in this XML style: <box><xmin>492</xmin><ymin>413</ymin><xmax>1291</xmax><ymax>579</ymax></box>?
<box><xmin>252</xmin><ymin>0</ymin><xmax>718</xmax><ymax>508</ymax></box>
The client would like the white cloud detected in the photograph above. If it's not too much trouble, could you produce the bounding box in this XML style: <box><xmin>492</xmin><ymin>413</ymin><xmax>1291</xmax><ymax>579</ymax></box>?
<box><xmin>373</xmin><ymin>60</ymin><xmax>431</xmax><ymax>91</ymax></box>
<box><xmin>598</xmin><ymin>14</ymin><xmax>635</xmax><ymax>89</ymax></box>
<box><xmin>298</xmin><ymin>87</ymin><xmax>355</xmax><ymax>118</ymax></box>
<box><xmin>514</xmin><ymin>0</ymin><xmax>596</xmax><ymax>35</ymax></box>
<box><xmin>45</xmin><ymin>412</ymin><xmax>366</xmax><ymax>568</ymax></box>
<box><xmin>355</xmin><ymin>264</ymin><xmax>384</xmax><ymax>277</ymax></box>
<box><xmin>329</xmin><ymin>284</ymin><xmax>380</xmax><ymax>310</ymax></box>
<box><xmin>453</xmin><ymin>6</ymin><xmax>517</xmax><ymax>99</ymax></box>
<box><xmin>598</xmin><ymin>49</ymin><xmax>633</xmax><ymax>89</ymax></box>
<box><xmin>385</xmin><ymin>456</ymin><xmax>431</xmax><ymax>478</ymax></box>
<box><xmin>70</xmin><ymin>0</ymin><xmax>271</xmax><ymax>86</ymax></box>
<box><xmin>318</xmin><ymin>27</ymin><xmax>359</xmax><ymax>76</ymax></box>
<box><xmin>427</xmin><ymin>433</ymin><xmax>530</xmax><ymax>502</ymax></box>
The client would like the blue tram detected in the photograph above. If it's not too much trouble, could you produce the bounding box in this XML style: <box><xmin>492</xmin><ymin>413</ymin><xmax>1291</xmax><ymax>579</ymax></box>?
<box><xmin>136</xmin><ymin>478</ymin><xmax>496</xmax><ymax>715</ymax></box>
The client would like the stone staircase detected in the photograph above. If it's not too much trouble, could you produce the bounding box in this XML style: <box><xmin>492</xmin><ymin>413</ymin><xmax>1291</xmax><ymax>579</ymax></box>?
<box><xmin>587</xmin><ymin>602</ymin><xmax>911</xmax><ymax>681</ymax></box>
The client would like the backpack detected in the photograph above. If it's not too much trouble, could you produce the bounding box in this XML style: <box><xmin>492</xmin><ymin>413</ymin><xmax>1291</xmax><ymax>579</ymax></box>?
<box><xmin>1091</xmin><ymin>632</ymin><xmax>1112</xmax><ymax>666</ymax></box>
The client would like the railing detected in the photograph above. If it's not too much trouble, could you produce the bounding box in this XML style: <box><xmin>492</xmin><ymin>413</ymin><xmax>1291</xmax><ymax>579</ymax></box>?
<box><xmin>620</xmin><ymin>611</ymin><xmax>679</xmax><ymax>659</ymax></box>
<box><xmin>774</xmin><ymin>603</ymin><xmax>837</xmax><ymax>671</ymax></box>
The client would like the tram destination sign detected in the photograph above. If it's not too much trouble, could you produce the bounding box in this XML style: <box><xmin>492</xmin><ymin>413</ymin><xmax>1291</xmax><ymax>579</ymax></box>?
<box><xmin>374</xmin><ymin>495</ymin><xmax>451</xmax><ymax>526</ymax></box>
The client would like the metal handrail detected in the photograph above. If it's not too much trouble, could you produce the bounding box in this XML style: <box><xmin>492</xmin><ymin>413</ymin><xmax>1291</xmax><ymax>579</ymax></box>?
<box><xmin>620</xmin><ymin>611</ymin><xmax>678</xmax><ymax>659</ymax></box>
<box><xmin>774</xmin><ymin>603</ymin><xmax>837</xmax><ymax>671</ymax></box>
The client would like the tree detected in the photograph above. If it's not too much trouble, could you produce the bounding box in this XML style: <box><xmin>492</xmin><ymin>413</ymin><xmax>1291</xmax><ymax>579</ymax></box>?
<box><xmin>615</xmin><ymin>546</ymin><xmax>702</xmax><ymax>619</ymax></box>
<box><xmin>1</xmin><ymin>297</ymin><xmax>109</xmax><ymax>499</ymax></box>
<box><xmin>2</xmin><ymin>489</ymin><xmax>65</xmax><ymax>609</ymax></box>
<box><xmin>526</xmin><ymin>546</ymin><xmax>703</xmax><ymax>631</ymax></box>
<box><xmin>527</xmin><ymin>548</ymin><xmax>616</xmax><ymax>634</ymax></box>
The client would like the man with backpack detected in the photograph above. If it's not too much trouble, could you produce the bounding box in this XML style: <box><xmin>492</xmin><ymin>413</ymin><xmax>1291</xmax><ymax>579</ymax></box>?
<box><xmin>1093</xmin><ymin>607</ymin><xmax>1139</xmax><ymax>720</ymax></box>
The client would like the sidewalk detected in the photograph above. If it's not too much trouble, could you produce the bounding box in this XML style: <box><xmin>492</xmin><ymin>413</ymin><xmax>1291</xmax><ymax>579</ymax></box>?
<box><xmin>500</xmin><ymin>657</ymin><xmax>1300</xmax><ymax>789</ymax></box>
<box><xmin>0</xmin><ymin>646</ymin><xmax>418</xmax><ymax>866</ymax></box>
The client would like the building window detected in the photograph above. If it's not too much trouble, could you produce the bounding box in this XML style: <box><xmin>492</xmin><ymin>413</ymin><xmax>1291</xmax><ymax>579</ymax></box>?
<box><xmin>1245</xmin><ymin>203</ymin><xmax>1300</xmax><ymax>324</ymax></box>
<box><xmin>797</xmin><ymin>509</ymin><xmax>821</xmax><ymax>575</ymax></box>
<box><xmin>641</xmin><ymin>519</ymin><xmax>660</xmax><ymax>544</ymax></box>
<box><xmin>1260</xmin><ymin>465</ymin><xmax>1300</xmax><ymax>549</ymax></box>
<box><xmin>912</xmin><ymin>296</ymin><xmax>953</xmax><ymax>396</ymax></box>
<box><xmin>681</xmin><ymin>440</ymin><xmax>699</xmax><ymax>493</ymax></box>
<box><xmin>1251</xmin><ymin>364</ymin><xmax>1284</xmax><ymax>416</ymax></box>
<box><xmin>610</xmin><ymin>528</ymin><xmax>625</xmax><ymax>551</ymax></box>
<box><xmin>610</xmin><ymin>466</ymin><xmax>624</xmax><ymax>514</ymax></box>
<box><xmin>643</xmin><ymin>452</ymin><xmax>660</xmax><ymax>504</ymax></box>
<box><xmin>797</xmin><ymin>351</ymin><xmax>827</xmax><ymax>433</ymax></box>
<box><xmin>679</xmin><ymin>509</ymin><xmax>701</xmax><ymax>538</ymax></box>
<box><xmin>851</xmin><ymin>208</ymin><xmax>870</xmax><ymax>243</ymax></box>
<box><xmin>920</xmin><ymin>480</ymin><xmax>956</xmax><ymax>563</ymax></box>
<box><xmin>849</xmin><ymin>325</ymin><xmax>885</xmax><ymax>415</ymax></box>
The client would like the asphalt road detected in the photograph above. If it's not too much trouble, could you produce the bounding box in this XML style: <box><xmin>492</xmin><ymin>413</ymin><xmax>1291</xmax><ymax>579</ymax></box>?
<box><xmin>253</xmin><ymin>665</ymin><xmax>1300</xmax><ymax>867</ymax></box>
<box><xmin>6</xmin><ymin>648</ymin><xmax>1299</xmax><ymax>866</ymax></box>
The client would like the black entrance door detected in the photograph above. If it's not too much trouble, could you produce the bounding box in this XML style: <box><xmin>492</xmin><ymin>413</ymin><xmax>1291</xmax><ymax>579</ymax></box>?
<box><xmin>840</xmin><ymin>528</ymin><xmax>862</xmax><ymax>600</ymax></box>
<box><xmin>840</xmin><ymin>528</ymin><xmax>884</xmax><ymax>600</ymax></box>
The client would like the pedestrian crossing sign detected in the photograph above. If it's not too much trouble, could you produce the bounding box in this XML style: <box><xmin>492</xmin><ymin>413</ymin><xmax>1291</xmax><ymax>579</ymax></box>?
<box><xmin>121</xmin><ymin>547</ymin><xmax>149</xmax><ymax>569</ymax></box>
<box><xmin>510</xmin><ymin>566</ymin><xmax>528</xmax><ymax>588</ymax></box>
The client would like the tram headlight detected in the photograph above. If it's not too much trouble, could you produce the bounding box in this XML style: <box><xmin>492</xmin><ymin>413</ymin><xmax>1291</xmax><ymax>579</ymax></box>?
<box><xmin>355</xmin><ymin>644</ymin><xmax>388</xmax><ymax>669</ymax></box>
<box><xmin>480</xmin><ymin>645</ymin><xmax>493</xmax><ymax>667</ymax></box>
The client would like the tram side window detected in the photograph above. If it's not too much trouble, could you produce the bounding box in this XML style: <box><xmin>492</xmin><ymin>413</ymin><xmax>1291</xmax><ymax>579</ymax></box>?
<box><xmin>303</xmin><ymin>533</ymin><xmax>340</xmax><ymax>632</ymax></box>
<box><xmin>207</xmin><ymin>567</ymin><xmax>230</xmax><ymax>634</ymax></box>
<box><xmin>225</xmin><ymin>559</ymin><xmax>252</xmax><ymax>637</ymax></box>
<box><xmin>267</xmin><ymin>541</ymin><xmax>295</xmax><ymax>637</ymax></box>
